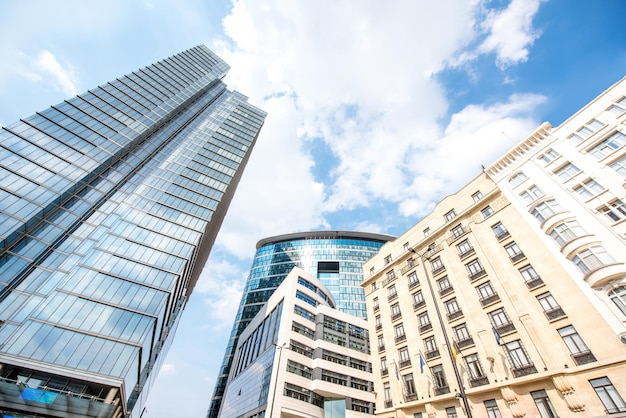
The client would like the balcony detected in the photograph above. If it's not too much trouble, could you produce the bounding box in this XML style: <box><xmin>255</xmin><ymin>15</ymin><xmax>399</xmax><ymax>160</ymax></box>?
<box><xmin>373</xmin><ymin>304</ymin><xmax>380</xmax><ymax>312</ymax></box>
<box><xmin>382</xmin><ymin>274</ymin><xmax>397</xmax><ymax>286</ymax></box>
<box><xmin>378</xmin><ymin>345</ymin><xmax>385</xmax><ymax>353</ymax></box>
<box><xmin>447</xmin><ymin>310</ymin><xmax>463</xmax><ymax>321</ymax></box>
<box><xmin>511</xmin><ymin>364</ymin><xmax>537</xmax><ymax>378</ymax></box>
<box><xmin>572</xmin><ymin>351</ymin><xmax>597</xmax><ymax>365</ymax></box>
<box><xmin>376</xmin><ymin>324</ymin><xmax>382</xmax><ymax>331</ymax></box>
<box><xmin>408</xmin><ymin>279</ymin><xmax>420</xmax><ymax>290</ymax></box>
<box><xmin>544</xmin><ymin>306</ymin><xmax>566</xmax><ymax>321</ymax></box>
<box><xmin>391</xmin><ymin>312</ymin><xmax>402</xmax><ymax>322</ymax></box>
<box><xmin>413</xmin><ymin>300</ymin><xmax>426</xmax><ymax>310</ymax></box>
<box><xmin>468</xmin><ymin>268</ymin><xmax>487</xmax><ymax>281</ymax></box>
<box><xmin>447</xmin><ymin>225</ymin><xmax>470</xmax><ymax>244</ymax></box>
<box><xmin>458</xmin><ymin>247</ymin><xmax>476</xmax><ymax>260</ymax></box>
<box><xmin>509</xmin><ymin>251</ymin><xmax>526</xmax><ymax>264</ymax></box>
<box><xmin>456</xmin><ymin>337</ymin><xmax>474</xmax><ymax>349</ymax></box>
<box><xmin>434</xmin><ymin>386</ymin><xmax>450</xmax><ymax>396</ymax></box>
<box><xmin>469</xmin><ymin>376</ymin><xmax>489</xmax><ymax>387</ymax></box>
<box><xmin>395</xmin><ymin>334</ymin><xmax>407</xmax><ymax>344</ymax></box>
<box><xmin>388</xmin><ymin>292</ymin><xmax>398</xmax><ymax>302</ymax></box>
<box><xmin>432</xmin><ymin>265</ymin><xmax>446</xmax><ymax>276</ymax></box>
<box><xmin>494</xmin><ymin>322</ymin><xmax>516</xmax><ymax>335</ymax></box>
<box><xmin>439</xmin><ymin>286</ymin><xmax>454</xmax><ymax>297</ymax></box>
<box><xmin>479</xmin><ymin>293</ymin><xmax>501</xmax><ymax>307</ymax></box>
<box><xmin>399</xmin><ymin>359</ymin><xmax>411</xmax><ymax>368</ymax></box>
<box><xmin>525</xmin><ymin>277</ymin><xmax>544</xmax><ymax>290</ymax></box>
<box><xmin>425</xmin><ymin>349</ymin><xmax>440</xmax><ymax>360</ymax></box>
<box><xmin>495</xmin><ymin>230</ymin><xmax>511</xmax><ymax>241</ymax></box>
<box><xmin>404</xmin><ymin>393</ymin><xmax>418</xmax><ymax>402</ymax></box>
<box><xmin>381</xmin><ymin>368</ymin><xmax>388</xmax><ymax>377</ymax></box>
<box><xmin>419</xmin><ymin>323</ymin><xmax>433</xmax><ymax>334</ymax></box>
<box><xmin>385</xmin><ymin>400</ymin><xmax>392</xmax><ymax>408</ymax></box>
<box><xmin>401</xmin><ymin>260</ymin><xmax>418</xmax><ymax>275</ymax></box>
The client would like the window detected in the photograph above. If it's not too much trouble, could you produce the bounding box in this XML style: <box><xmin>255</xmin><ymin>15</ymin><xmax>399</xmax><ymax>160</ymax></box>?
<box><xmin>484</xmin><ymin>399</ymin><xmax>502</xmax><ymax>418</ymax></box>
<box><xmin>558</xmin><ymin>325</ymin><xmax>595</xmax><ymax>364</ymax></box>
<box><xmin>509</xmin><ymin>172</ymin><xmax>527</xmax><ymax>187</ymax></box>
<box><xmin>418</xmin><ymin>312</ymin><xmax>431</xmax><ymax>330</ymax></box>
<box><xmin>378</xmin><ymin>335</ymin><xmax>384</xmax><ymax>350</ymax></box>
<box><xmin>403</xmin><ymin>242</ymin><xmax>410</xmax><ymax>251</ymax></box>
<box><xmin>549</xmin><ymin>220</ymin><xmax>586</xmax><ymax>247</ymax></box>
<box><xmin>432</xmin><ymin>365</ymin><xmax>448</xmax><ymax>391</ymax></box>
<box><xmin>412</xmin><ymin>290</ymin><xmax>425</xmax><ymax>308</ymax></box>
<box><xmin>539</xmin><ymin>149</ymin><xmax>559</xmax><ymax>164</ymax></box>
<box><xmin>531</xmin><ymin>199</ymin><xmax>563</xmax><ymax>222</ymax></box>
<box><xmin>554</xmin><ymin>162</ymin><xmax>581</xmax><ymax>181</ymax></box>
<box><xmin>588</xmin><ymin>131</ymin><xmax>626</xmax><ymax>159</ymax></box>
<box><xmin>491</xmin><ymin>222</ymin><xmax>509</xmax><ymax>240</ymax></box>
<box><xmin>369</xmin><ymin>267</ymin><xmax>375</xmax><ymax>276</ymax></box>
<box><xmin>394</xmin><ymin>323</ymin><xmax>406</xmax><ymax>342</ymax></box>
<box><xmin>537</xmin><ymin>292</ymin><xmax>565</xmax><ymax>320</ymax></box>
<box><xmin>371</xmin><ymin>281</ymin><xmax>377</xmax><ymax>291</ymax></box>
<box><xmin>408</xmin><ymin>271</ymin><xmax>419</xmax><ymax>288</ymax></box>
<box><xmin>444</xmin><ymin>209</ymin><xmax>456</xmax><ymax>222</ymax></box>
<box><xmin>490</xmin><ymin>308</ymin><xmax>514</xmax><ymax>333</ymax></box>
<box><xmin>477</xmin><ymin>281</ymin><xmax>498</xmax><ymax>305</ymax></box>
<box><xmin>445</xmin><ymin>298</ymin><xmax>461</xmax><ymax>316</ymax></box>
<box><xmin>381</xmin><ymin>357</ymin><xmax>388</xmax><ymax>374</ymax></box>
<box><xmin>466</xmin><ymin>258</ymin><xmax>485</xmax><ymax>279</ymax></box>
<box><xmin>569</xmin><ymin>118</ymin><xmax>605</xmax><ymax>142</ymax></box>
<box><xmin>472</xmin><ymin>191</ymin><xmax>483</xmax><ymax>201</ymax></box>
<box><xmin>375</xmin><ymin>315</ymin><xmax>382</xmax><ymax>330</ymax></box>
<box><xmin>609</xmin><ymin>154</ymin><xmax>626</xmax><ymax>177</ymax></box>
<box><xmin>384</xmin><ymin>382</ymin><xmax>391</xmax><ymax>407</ymax></box>
<box><xmin>590</xmin><ymin>377</ymin><xmax>626</xmax><ymax>414</ymax></box>
<box><xmin>446</xmin><ymin>406</ymin><xmax>458</xmax><ymax>418</ymax></box>
<box><xmin>453</xmin><ymin>323</ymin><xmax>471</xmax><ymax>343</ymax></box>
<box><xmin>505</xmin><ymin>340</ymin><xmax>534</xmax><ymax>370</ymax></box>
<box><xmin>388</xmin><ymin>284</ymin><xmax>398</xmax><ymax>300</ymax></box>
<box><xmin>384</xmin><ymin>254</ymin><xmax>392</xmax><ymax>265</ymax></box>
<box><xmin>609</xmin><ymin>286</ymin><xmax>626</xmax><ymax>316</ymax></box>
<box><xmin>386</xmin><ymin>270</ymin><xmax>396</xmax><ymax>281</ymax></box>
<box><xmin>372</xmin><ymin>297</ymin><xmax>379</xmax><ymax>311</ymax></box>
<box><xmin>391</xmin><ymin>303</ymin><xmax>401</xmax><ymax>320</ymax></box>
<box><xmin>424</xmin><ymin>335</ymin><xmax>438</xmax><ymax>354</ymax></box>
<box><xmin>573</xmin><ymin>178</ymin><xmax>604</xmax><ymax>199</ymax></box>
<box><xmin>399</xmin><ymin>346</ymin><xmax>410</xmax><ymax>364</ymax></box>
<box><xmin>520</xmin><ymin>185</ymin><xmax>544</xmax><ymax>203</ymax></box>
<box><xmin>403</xmin><ymin>373</ymin><xmax>417</xmax><ymax>397</ymax></box>
<box><xmin>437</xmin><ymin>276</ymin><xmax>452</xmax><ymax>294</ymax></box>
<box><xmin>423</xmin><ymin>227</ymin><xmax>430</xmax><ymax>237</ymax></box>
<box><xmin>599</xmin><ymin>199</ymin><xmax>626</xmax><ymax>222</ymax></box>
<box><xmin>430</xmin><ymin>256</ymin><xmax>444</xmax><ymax>274</ymax></box>
<box><xmin>481</xmin><ymin>206</ymin><xmax>494</xmax><ymax>218</ymax></box>
<box><xmin>450</xmin><ymin>224</ymin><xmax>465</xmax><ymax>239</ymax></box>
<box><xmin>531</xmin><ymin>390</ymin><xmax>558</xmax><ymax>418</ymax></box>
<box><xmin>465</xmin><ymin>353</ymin><xmax>486</xmax><ymax>380</ymax></box>
<box><xmin>572</xmin><ymin>245</ymin><xmax>615</xmax><ymax>274</ymax></box>
<box><xmin>505</xmin><ymin>242</ymin><xmax>525</xmax><ymax>262</ymax></box>
<box><xmin>456</xmin><ymin>239</ymin><xmax>474</xmax><ymax>258</ymax></box>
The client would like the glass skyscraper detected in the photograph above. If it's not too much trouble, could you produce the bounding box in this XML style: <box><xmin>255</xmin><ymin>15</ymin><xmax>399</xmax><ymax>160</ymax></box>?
<box><xmin>0</xmin><ymin>45</ymin><xmax>265</xmax><ymax>418</ymax></box>
<box><xmin>208</xmin><ymin>230</ymin><xmax>393</xmax><ymax>418</ymax></box>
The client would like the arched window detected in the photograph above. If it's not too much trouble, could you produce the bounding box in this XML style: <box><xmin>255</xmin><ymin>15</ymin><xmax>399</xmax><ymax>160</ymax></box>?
<box><xmin>609</xmin><ymin>286</ymin><xmax>626</xmax><ymax>316</ymax></box>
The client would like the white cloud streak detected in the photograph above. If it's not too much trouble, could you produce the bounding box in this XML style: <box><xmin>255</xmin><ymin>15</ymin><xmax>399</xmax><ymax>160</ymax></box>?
<box><xmin>34</xmin><ymin>50</ymin><xmax>79</xmax><ymax>96</ymax></box>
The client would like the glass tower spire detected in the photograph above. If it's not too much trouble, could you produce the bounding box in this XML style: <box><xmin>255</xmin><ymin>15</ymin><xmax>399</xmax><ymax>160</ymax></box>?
<box><xmin>0</xmin><ymin>45</ymin><xmax>266</xmax><ymax>418</ymax></box>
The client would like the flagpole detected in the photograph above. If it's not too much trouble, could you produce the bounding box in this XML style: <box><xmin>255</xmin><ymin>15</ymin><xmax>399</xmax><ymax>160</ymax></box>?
<box><xmin>411</xmin><ymin>248</ymin><xmax>473</xmax><ymax>418</ymax></box>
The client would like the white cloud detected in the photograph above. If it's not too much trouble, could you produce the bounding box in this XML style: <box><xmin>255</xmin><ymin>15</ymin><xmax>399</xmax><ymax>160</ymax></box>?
<box><xmin>34</xmin><ymin>50</ymin><xmax>79</xmax><ymax>96</ymax></box>
<box><xmin>478</xmin><ymin>0</ymin><xmax>544</xmax><ymax>68</ymax></box>
<box><xmin>159</xmin><ymin>363</ymin><xmax>176</xmax><ymax>374</ymax></box>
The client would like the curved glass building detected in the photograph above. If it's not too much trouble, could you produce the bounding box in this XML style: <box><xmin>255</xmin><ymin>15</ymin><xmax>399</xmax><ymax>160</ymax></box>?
<box><xmin>208</xmin><ymin>230</ymin><xmax>394</xmax><ymax>418</ymax></box>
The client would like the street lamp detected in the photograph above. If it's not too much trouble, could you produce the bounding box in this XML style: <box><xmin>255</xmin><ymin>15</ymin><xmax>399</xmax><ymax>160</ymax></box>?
<box><xmin>269</xmin><ymin>342</ymin><xmax>287</xmax><ymax>418</ymax></box>
<box><xmin>409</xmin><ymin>248</ymin><xmax>473</xmax><ymax>418</ymax></box>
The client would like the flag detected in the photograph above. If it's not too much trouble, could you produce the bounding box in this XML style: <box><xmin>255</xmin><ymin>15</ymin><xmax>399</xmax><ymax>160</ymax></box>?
<box><xmin>451</xmin><ymin>340</ymin><xmax>460</xmax><ymax>361</ymax></box>
<box><xmin>419</xmin><ymin>353</ymin><xmax>426</xmax><ymax>374</ymax></box>
<box><xmin>492</xmin><ymin>326</ymin><xmax>502</xmax><ymax>346</ymax></box>
<box><xmin>394</xmin><ymin>362</ymin><xmax>400</xmax><ymax>380</ymax></box>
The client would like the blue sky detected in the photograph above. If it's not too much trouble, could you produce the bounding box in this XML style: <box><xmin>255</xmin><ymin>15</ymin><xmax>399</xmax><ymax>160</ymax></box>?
<box><xmin>1</xmin><ymin>0</ymin><xmax>625</xmax><ymax>417</ymax></box>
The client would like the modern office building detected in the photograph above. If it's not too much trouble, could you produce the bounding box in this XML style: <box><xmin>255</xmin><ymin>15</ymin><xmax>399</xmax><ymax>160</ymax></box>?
<box><xmin>363</xmin><ymin>78</ymin><xmax>626</xmax><ymax>418</ymax></box>
<box><xmin>0</xmin><ymin>45</ymin><xmax>266</xmax><ymax>418</ymax></box>
<box><xmin>208</xmin><ymin>231</ymin><xmax>393</xmax><ymax>418</ymax></box>
<box><xmin>219</xmin><ymin>267</ymin><xmax>375</xmax><ymax>418</ymax></box>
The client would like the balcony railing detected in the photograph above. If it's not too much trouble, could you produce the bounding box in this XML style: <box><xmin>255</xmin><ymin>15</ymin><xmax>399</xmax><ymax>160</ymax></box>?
<box><xmin>509</xmin><ymin>252</ymin><xmax>526</xmax><ymax>263</ymax></box>
<box><xmin>495</xmin><ymin>230</ymin><xmax>511</xmax><ymax>241</ymax></box>
<box><xmin>447</xmin><ymin>225</ymin><xmax>470</xmax><ymax>244</ymax></box>
<box><xmin>385</xmin><ymin>400</ymin><xmax>392</xmax><ymax>408</ymax></box>
<box><xmin>391</xmin><ymin>312</ymin><xmax>402</xmax><ymax>321</ymax></box>
<box><xmin>525</xmin><ymin>277</ymin><xmax>544</xmax><ymax>290</ymax></box>
<box><xmin>376</xmin><ymin>324</ymin><xmax>382</xmax><ymax>331</ymax></box>
<box><xmin>399</xmin><ymin>359</ymin><xmax>411</xmax><ymax>368</ymax></box>
<box><xmin>425</xmin><ymin>349</ymin><xmax>440</xmax><ymax>359</ymax></box>
<box><xmin>419</xmin><ymin>323</ymin><xmax>433</xmax><ymax>334</ymax></box>
<box><xmin>456</xmin><ymin>337</ymin><xmax>474</xmax><ymax>349</ymax></box>
<box><xmin>572</xmin><ymin>351</ymin><xmax>597</xmax><ymax>365</ymax></box>
<box><xmin>404</xmin><ymin>393</ymin><xmax>418</xmax><ymax>402</ymax></box>
<box><xmin>408</xmin><ymin>279</ymin><xmax>420</xmax><ymax>289</ymax></box>
<box><xmin>458</xmin><ymin>247</ymin><xmax>476</xmax><ymax>260</ymax></box>
<box><xmin>388</xmin><ymin>292</ymin><xmax>398</xmax><ymax>302</ymax></box>
<box><xmin>468</xmin><ymin>268</ymin><xmax>487</xmax><ymax>281</ymax></box>
<box><xmin>469</xmin><ymin>376</ymin><xmax>489</xmax><ymax>387</ymax></box>
<box><xmin>544</xmin><ymin>306</ymin><xmax>566</xmax><ymax>321</ymax></box>
<box><xmin>378</xmin><ymin>345</ymin><xmax>385</xmax><ymax>353</ymax></box>
<box><xmin>511</xmin><ymin>364</ymin><xmax>537</xmax><ymax>378</ymax></box>
<box><xmin>382</xmin><ymin>274</ymin><xmax>397</xmax><ymax>286</ymax></box>
<box><xmin>373</xmin><ymin>304</ymin><xmax>380</xmax><ymax>312</ymax></box>
<box><xmin>494</xmin><ymin>322</ymin><xmax>516</xmax><ymax>335</ymax></box>
<box><xmin>432</xmin><ymin>265</ymin><xmax>446</xmax><ymax>276</ymax></box>
<box><xmin>434</xmin><ymin>386</ymin><xmax>450</xmax><ymax>396</ymax></box>
<box><xmin>413</xmin><ymin>300</ymin><xmax>426</xmax><ymax>310</ymax></box>
<box><xmin>447</xmin><ymin>310</ymin><xmax>463</xmax><ymax>321</ymax></box>
<box><xmin>439</xmin><ymin>286</ymin><xmax>454</xmax><ymax>297</ymax></box>
<box><xmin>479</xmin><ymin>293</ymin><xmax>501</xmax><ymax>307</ymax></box>
<box><xmin>381</xmin><ymin>368</ymin><xmax>388</xmax><ymax>377</ymax></box>
<box><xmin>395</xmin><ymin>334</ymin><xmax>407</xmax><ymax>344</ymax></box>
<box><xmin>401</xmin><ymin>261</ymin><xmax>418</xmax><ymax>275</ymax></box>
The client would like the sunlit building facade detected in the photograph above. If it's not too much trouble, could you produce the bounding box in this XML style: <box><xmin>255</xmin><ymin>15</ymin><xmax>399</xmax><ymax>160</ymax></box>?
<box><xmin>363</xmin><ymin>78</ymin><xmax>626</xmax><ymax>418</ymax></box>
<box><xmin>208</xmin><ymin>231</ymin><xmax>392</xmax><ymax>418</ymax></box>
<box><xmin>219</xmin><ymin>267</ymin><xmax>375</xmax><ymax>418</ymax></box>
<box><xmin>0</xmin><ymin>45</ymin><xmax>265</xmax><ymax>418</ymax></box>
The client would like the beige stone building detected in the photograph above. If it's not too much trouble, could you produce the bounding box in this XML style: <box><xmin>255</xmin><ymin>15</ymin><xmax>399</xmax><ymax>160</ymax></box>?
<box><xmin>362</xmin><ymin>77</ymin><xmax>626</xmax><ymax>418</ymax></box>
